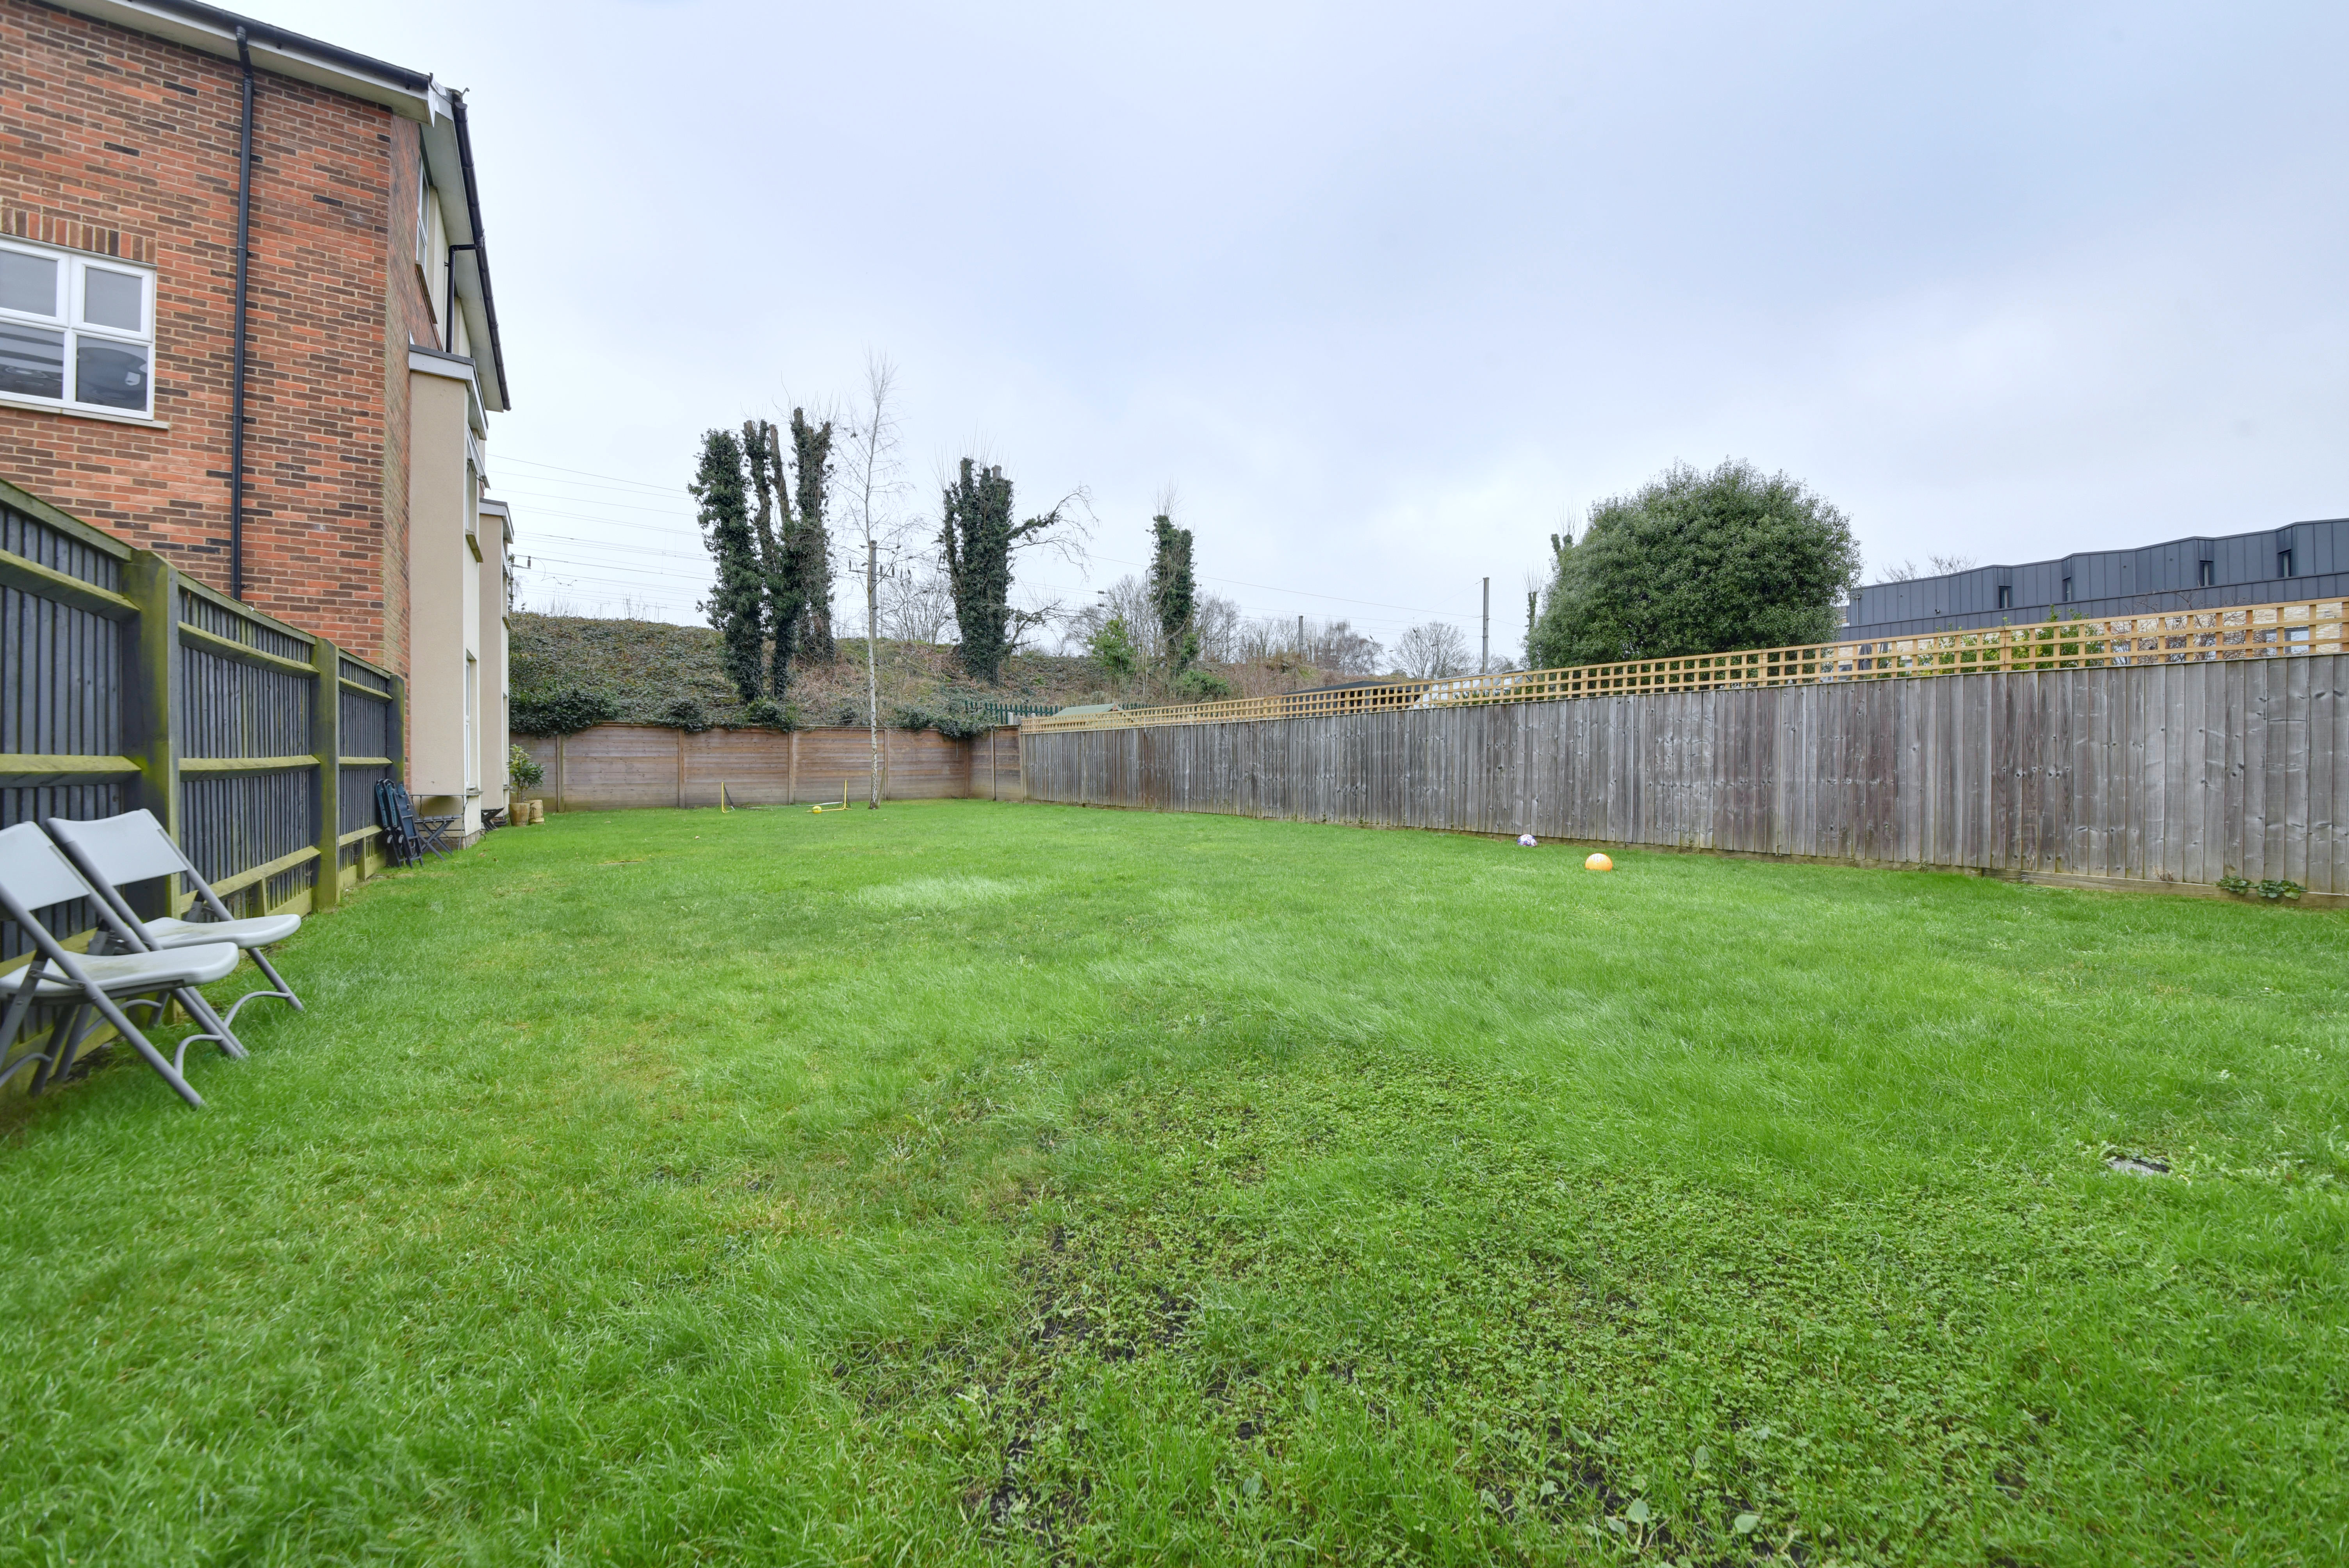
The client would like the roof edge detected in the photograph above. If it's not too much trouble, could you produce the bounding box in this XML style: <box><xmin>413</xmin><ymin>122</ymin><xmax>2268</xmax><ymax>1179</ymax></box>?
<box><xmin>54</xmin><ymin>0</ymin><xmax>435</xmax><ymax>118</ymax></box>
<box><xmin>1856</xmin><ymin>516</ymin><xmax>2349</xmax><ymax>595</ymax></box>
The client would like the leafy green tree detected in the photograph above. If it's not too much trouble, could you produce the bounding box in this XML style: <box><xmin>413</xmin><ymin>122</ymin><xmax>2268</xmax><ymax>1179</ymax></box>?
<box><xmin>691</xmin><ymin>428</ymin><xmax>765</xmax><ymax>703</ymax></box>
<box><xmin>939</xmin><ymin>458</ymin><xmax>1079</xmax><ymax>683</ymax></box>
<box><xmin>789</xmin><ymin>408</ymin><xmax>836</xmax><ymax>661</ymax></box>
<box><xmin>1531</xmin><ymin>460</ymin><xmax>1860</xmax><ymax>668</ymax></box>
<box><xmin>1147</xmin><ymin>513</ymin><xmax>1198</xmax><ymax>675</ymax></box>
<box><xmin>1088</xmin><ymin>615</ymin><xmax>1139</xmax><ymax>689</ymax></box>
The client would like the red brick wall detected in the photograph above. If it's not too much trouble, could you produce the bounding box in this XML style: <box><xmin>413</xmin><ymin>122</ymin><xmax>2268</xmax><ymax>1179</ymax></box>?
<box><xmin>0</xmin><ymin>0</ymin><xmax>425</xmax><ymax>674</ymax></box>
<box><xmin>383</xmin><ymin>116</ymin><xmax>443</xmax><ymax>682</ymax></box>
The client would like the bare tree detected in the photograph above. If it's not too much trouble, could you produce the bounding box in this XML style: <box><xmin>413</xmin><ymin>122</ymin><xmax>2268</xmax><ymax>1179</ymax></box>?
<box><xmin>1394</xmin><ymin>620</ymin><xmax>1470</xmax><ymax>678</ymax></box>
<box><xmin>1877</xmin><ymin>552</ymin><xmax>1977</xmax><ymax>584</ymax></box>
<box><xmin>1193</xmin><ymin>592</ymin><xmax>1242</xmax><ymax>664</ymax></box>
<box><xmin>839</xmin><ymin>355</ymin><xmax>911</xmax><ymax>807</ymax></box>
<box><xmin>883</xmin><ymin>561</ymin><xmax>955</xmax><ymax>643</ymax></box>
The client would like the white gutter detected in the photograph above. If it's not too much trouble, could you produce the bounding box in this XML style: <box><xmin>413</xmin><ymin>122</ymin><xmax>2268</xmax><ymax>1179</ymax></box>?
<box><xmin>55</xmin><ymin>1</ymin><xmax>435</xmax><ymax>118</ymax></box>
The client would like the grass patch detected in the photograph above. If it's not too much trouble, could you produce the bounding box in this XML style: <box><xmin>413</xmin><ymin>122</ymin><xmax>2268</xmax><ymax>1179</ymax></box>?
<box><xmin>1</xmin><ymin>801</ymin><xmax>2343</xmax><ymax>1564</ymax></box>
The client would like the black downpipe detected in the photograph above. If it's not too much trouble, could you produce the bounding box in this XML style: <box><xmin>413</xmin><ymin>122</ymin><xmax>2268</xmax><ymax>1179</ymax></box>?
<box><xmin>229</xmin><ymin>27</ymin><xmax>256</xmax><ymax>600</ymax></box>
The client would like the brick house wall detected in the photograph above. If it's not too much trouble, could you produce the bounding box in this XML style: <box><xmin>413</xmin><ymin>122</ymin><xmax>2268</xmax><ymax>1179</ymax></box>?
<box><xmin>0</xmin><ymin>0</ymin><xmax>444</xmax><ymax>675</ymax></box>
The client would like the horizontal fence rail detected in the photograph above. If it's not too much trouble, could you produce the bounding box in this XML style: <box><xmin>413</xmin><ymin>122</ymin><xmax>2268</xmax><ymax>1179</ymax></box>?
<box><xmin>1028</xmin><ymin>599</ymin><xmax>2349</xmax><ymax>734</ymax></box>
<box><xmin>0</xmin><ymin>479</ymin><xmax>405</xmax><ymax>994</ymax></box>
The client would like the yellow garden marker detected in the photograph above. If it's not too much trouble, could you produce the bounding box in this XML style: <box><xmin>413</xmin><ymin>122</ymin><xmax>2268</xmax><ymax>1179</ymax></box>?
<box><xmin>1585</xmin><ymin>852</ymin><xmax>1613</xmax><ymax>871</ymax></box>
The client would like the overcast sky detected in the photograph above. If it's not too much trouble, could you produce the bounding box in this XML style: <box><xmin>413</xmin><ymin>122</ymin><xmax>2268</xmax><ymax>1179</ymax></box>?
<box><xmin>267</xmin><ymin>0</ymin><xmax>2349</xmax><ymax>656</ymax></box>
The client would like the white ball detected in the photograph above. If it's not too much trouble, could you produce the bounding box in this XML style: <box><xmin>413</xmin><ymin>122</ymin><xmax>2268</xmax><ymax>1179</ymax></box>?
<box><xmin>1517</xmin><ymin>833</ymin><xmax>1537</xmax><ymax>847</ymax></box>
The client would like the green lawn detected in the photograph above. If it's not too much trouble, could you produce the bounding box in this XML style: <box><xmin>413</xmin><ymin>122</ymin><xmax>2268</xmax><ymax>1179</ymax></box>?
<box><xmin>2</xmin><ymin>800</ymin><xmax>2344</xmax><ymax>1566</ymax></box>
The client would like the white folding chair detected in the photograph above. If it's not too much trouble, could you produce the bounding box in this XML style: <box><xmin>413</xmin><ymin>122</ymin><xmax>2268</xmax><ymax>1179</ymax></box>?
<box><xmin>0</xmin><ymin>822</ymin><xmax>243</xmax><ymax>1109</ymax></box>
<box><xmin>44</xmin><ymin>809</ymin><xmax>304</xmax><ymax>1028</ymax></box>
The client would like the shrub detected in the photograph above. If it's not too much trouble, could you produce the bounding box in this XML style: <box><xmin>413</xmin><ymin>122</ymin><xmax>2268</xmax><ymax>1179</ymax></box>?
<box><xmin>510</xmin><ymin>687</ymin><xmax>620</xmax><ymax>735</ymax></box>
<box><xmin>661</xmin><ymin>696</ymin><xmax>712</xmax><ymax>732</ymax></box>
<box><xmin>508</xmin><ymin>745</ymin><xmax>544</xmax><ymax>790</ymax></box>
<box><xmin>738</xmin><ymin>697</ymin><xmax>791</xmax><ymax>729</ymax></box>
<box><xmin>1174</xmin><ymin>667</ymin><xmax>1233</xmax><ymax>702</ymax></box>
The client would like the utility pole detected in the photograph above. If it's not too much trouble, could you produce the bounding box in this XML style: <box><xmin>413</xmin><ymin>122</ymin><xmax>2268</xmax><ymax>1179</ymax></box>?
<box><xmin>1480</xmin><ymin>577</ymin><xmax>1490</xmax><ymax>674</ymax></box>
<box><xmin>1296</xmin><ymin>614</ymin><xmax>1305</xmax><ymax>662</ymax></box>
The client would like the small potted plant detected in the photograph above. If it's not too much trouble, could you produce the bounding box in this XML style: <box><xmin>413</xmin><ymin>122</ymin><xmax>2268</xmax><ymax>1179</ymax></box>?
<box><xmin>509</xmin><ymin>744</ymin><xmax>545</xmax><ymax>822</ymax></box>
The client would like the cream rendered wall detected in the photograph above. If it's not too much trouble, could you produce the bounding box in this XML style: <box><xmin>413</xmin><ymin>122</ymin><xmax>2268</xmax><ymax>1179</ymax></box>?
<box><xmin>477</xmin><ymin>499</ymin><xmax>512</xmax><ymax>816</ymax></box>
<box><xmin>406</xmin><ymin>353</ymin><xmax>484</xmax><ymax>833</ymax></box>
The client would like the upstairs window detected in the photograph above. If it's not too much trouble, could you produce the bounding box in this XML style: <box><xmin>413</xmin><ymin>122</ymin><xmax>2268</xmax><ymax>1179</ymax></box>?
<box><xmin>2198</xmin><ymin>559</ymin><xmax>2215</xmax><ymax>587</ymax></box>
<box><xmin>1996</xmin><ymin>584</ymin><xmax>2013</xmax><ymax>610</ymax></box>
<box><xmin>2279</xmin><ymin>548</ymin><xmax>2296</xmax><ymax>579</ymax></box>
<box><xmin>0</xmin><ymin>240</ymin><xmax>153</xmax><ymax>417</ymax></box>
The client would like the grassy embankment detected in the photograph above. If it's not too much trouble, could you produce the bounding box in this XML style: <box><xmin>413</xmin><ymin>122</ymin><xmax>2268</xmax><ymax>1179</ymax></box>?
<box><xmin>1</xmin><ymin>801</ymin><xmax>2343</xmax><ymax>1564</ymax></box>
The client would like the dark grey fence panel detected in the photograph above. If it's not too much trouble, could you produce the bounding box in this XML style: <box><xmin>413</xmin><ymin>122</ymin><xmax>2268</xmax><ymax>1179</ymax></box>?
<box><xmin>179</xmin><ymin>587</ymin><xmax>308</xmax><ymax>662</ymax></box>
<box><xmin>2</xmin><ymin>482</ymin><xmax>405</xmax><ymax>1031</ymax></box>
<box><xmin>180</xmin><ymin>770</ymin><xmax>317</xmax><ymax>915</ymax></box>
<box><xmin>339</xmin><ymin>762</ymin><xmax>391</xmax><ymax>837</ymax></box>
<box><xmin>1</xmin><ymin>579</ymin><xmax>119</xmax><ymax>759</ymax></box>
<box><xmin>2</xmin><ymin>504</ymin><xmax>120</xmax><ymax>593</ymax></box>
<box><xmin>179</xmin><ymin>643</ymin><xmax>313</xmax><ymax>760</ymax></box>
<box><xmin>340</xmin><ymin>684</ymin><xmax>392</xmax><ymax>759</ymax></box>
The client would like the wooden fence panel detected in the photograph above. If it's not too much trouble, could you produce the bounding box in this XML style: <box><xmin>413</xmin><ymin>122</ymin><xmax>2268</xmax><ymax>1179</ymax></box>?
<box><xmin>1020</xmin><ymin>659</ymin><xmax>2349</xmax><ymax>896</ymax></box>
<box><xmin>2</xmin><ymin>483</ymin><xmax>401</xmax><ymax>1082</ymax></box>
<box><xmin>513</xmin><ymin>724</ymin><xmax>1010</xmax><ymax>811</ymax></box>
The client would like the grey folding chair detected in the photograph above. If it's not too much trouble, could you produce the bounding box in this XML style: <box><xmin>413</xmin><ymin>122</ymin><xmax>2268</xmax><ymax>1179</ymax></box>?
<box><xmin>0</xmin><ymin>823</ymin><xmax>244</xmax><ymax>1109</ymax></box>
<box><xmin>45</xmin><ymin>810</ymin><xmax>304</xmax><ymax>1028</ymax></box>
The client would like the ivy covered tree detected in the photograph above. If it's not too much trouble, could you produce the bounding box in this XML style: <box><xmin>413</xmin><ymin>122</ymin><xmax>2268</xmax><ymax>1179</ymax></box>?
<box><xmin>691</xmin><ymin>428</ymin><xmax>765</xmax><ymax>703</ymax></box>
<box><xmin>743</xmin><ymin>420</ymin><xmax>802</xmax><ymax>698</ymax></box>
<box><xmin>938</xmin><ymin>458</ymin><xmax>1081</xmax><ymax>683</ymax></box>
<box><xmin>1147</xmin><ymin>512</ymin><xmax>1198</xmax><ymax>676</ymax></box>
<box><xmin>1530</xmin><ymin>460</ymin><xmax>1861</xmax><ymax>668</ymax></box>
<box><xmin>790</xmin><ymin>408</ymin><xmax>836</xmax><ymax>662</ymax></box>
<box><xmin>941</xmin><ymin>460</ymin><xmax>1016</xmax><ymax>682</ymax></box>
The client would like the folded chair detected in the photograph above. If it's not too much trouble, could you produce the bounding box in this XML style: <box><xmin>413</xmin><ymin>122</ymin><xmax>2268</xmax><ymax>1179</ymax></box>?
<box><xmin>0</xmin><ymin>822</ymin><xmax>243</xmax><ymax>1109</ymax></box>
<box><xmin>44</xmin><ymin>810</ymin><xmax>305</xmax><ymax>1029</ymax></box>
<box><xmin>375</xmin><ymin>779</ymin><xmax>454</xmax><ymax>866</ymax></box>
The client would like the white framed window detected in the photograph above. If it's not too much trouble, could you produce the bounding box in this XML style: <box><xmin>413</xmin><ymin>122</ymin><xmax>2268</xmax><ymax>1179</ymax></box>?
<box><xmin>0</xmin><ymin>239</ymin><xmax>153</xmax><ymax>417</ymax></box>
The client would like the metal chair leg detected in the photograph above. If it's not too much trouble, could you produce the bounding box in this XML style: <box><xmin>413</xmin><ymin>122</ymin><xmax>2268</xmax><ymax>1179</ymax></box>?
<box><xmin>249</xmin><ymin>948</ymin><xmax>303</xmax><ymax>1012</ymax></box>
<box><xmin>82</xmin><ymin>990</ymin><xmax>203</xmax><ymax>1109</ymax></box>
<box><xmin>0</xmin><ymin>978</ymin><xmax>51</xmax><ymax>1090</ymax></box>
<box><xmin>29</xmin><ymin>1005</ymin><xmax>91</xmax><ymax>1095</ymax></box>
<box><xmin>171</xmin><ymin>986</ymin><xmax>247</xmax><ymax>1059</ymax></box>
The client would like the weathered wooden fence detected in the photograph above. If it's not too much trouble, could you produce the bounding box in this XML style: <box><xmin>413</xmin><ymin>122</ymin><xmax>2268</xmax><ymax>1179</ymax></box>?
<box><xmin>513</xmin><ymin>723</ymin><xmax>1024</xmax><ymax>811</ymax></box>
<box><xmin>1</xmin><ymin>478</ymin><xmax>404</xmax><ymax>977</ymax></box>
<box><xmin>1021</xmin><ymin>657</ymin><xmax>2349</xmax><ymax>895</ymax></box>
<box><xmin>1030</xmin><ymin>597</ymin><xmax>2346</xmax><ymax>733</ymax></box>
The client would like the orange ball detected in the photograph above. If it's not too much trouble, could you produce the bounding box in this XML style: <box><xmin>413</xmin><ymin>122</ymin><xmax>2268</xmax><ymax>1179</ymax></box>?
<box><xmin>1584</xmin><ymin>852</ymin><xmax>1613</xmax><ymax>872</ymax></box>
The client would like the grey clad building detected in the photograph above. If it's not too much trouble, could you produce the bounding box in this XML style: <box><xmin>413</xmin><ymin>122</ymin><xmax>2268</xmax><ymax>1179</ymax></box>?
<box><xmin>1844</xmin><ymin>518</ymin><xmax>2349</xmax><ymax>639</ymax></box>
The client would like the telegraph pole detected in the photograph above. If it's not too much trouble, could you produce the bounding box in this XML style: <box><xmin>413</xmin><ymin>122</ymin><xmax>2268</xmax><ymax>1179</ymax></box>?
<box><xmin>1480</xmin><ymin>577</ymin><xmax>1490</xmax><ymax>674</ymax></box>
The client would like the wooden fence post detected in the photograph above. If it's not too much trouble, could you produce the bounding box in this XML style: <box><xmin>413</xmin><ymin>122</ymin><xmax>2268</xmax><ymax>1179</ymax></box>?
<box><xmin>119</xmin><ymin>551</ymin><xmax>179</xmax><ymax>918</ymax></box>
<box><xmin>312</xmin><ymin>636</ymin><xmax>342</xmax><ymax>910</ymax></box>
<box><xmin>389</xmin><ymin>674</ymin><xmax>408</xmax><ymax>787</ymax></box>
